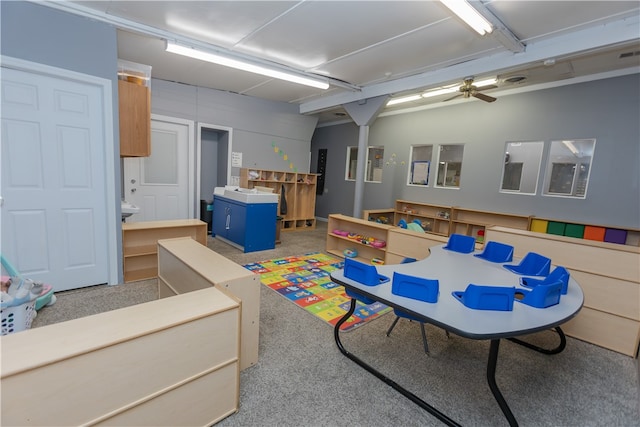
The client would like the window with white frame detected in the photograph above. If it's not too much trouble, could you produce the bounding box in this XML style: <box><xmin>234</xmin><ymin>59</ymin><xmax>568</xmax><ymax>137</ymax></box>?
<box><xmin>500</xmin><ymin>141</ymin><xmax>544</xmax><ymax>194</ymax></box>
<box><xmin>543</xmin><ymin>139</ymin><xmax>595</xmax><ymax>198</ymax></box>
<box><xmin>407</xmin><ymin>145</ymin><xmax>433</xmax><ymax>186</ymax></box>
<box><xmin>345</xmin><ymin>146</ymin><xmax>385</xmax><ymax>183</ymax></box>
<box><xmin>436</xmin><ymin>144</ymin><xmax>464</xmax><ymax>188</ymax></box>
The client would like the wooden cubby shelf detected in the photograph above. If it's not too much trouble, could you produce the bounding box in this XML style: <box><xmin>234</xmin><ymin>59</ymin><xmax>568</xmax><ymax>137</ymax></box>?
<box><xmin>240</xmin><ymin>168</ymin><xmax>318</xmax><ymax>232</ymax></box>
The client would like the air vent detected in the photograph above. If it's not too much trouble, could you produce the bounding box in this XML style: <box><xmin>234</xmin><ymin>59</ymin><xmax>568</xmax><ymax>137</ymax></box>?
<box><xmin>619</xmin><ymin>51</ymin><xmax>640</xmax><ymax>58</ymax></box>
<box><xmin>504</xmin><ymin>75</ymin><xmax>527</xmax><ymax>83</ymax></box>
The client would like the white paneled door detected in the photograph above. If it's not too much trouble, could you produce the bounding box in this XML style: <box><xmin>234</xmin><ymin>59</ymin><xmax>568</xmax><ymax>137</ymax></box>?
<box><xmin>123</xmin><ymin>116</ymin><xmax>193</xmax><ymax>222</ymax></box>
<box><xmin>1</xmin><ymin>66</ymin><xmax>111</xmax><ymax>291</ymax></box>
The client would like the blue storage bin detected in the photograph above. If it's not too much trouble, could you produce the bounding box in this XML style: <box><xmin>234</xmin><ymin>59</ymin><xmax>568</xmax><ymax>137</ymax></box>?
<box><xmin>343</xmin><ymin>258</ymin><xmax>390</xmax><ymax>286</ymax></box>
<box><xmin>391</xmin><ymin>272</ymin><xmax>439</xmax><ymax>303</ymax></box>
<box><xmin>443</xmin><ymin>234</ymin><xmax>476</xmax><ymax>254</ymax></box>
<box><xmin>504</xmin><ymin>252</ymin><xmax>551</xmax><ymax>276</ymax></box>
<box><xmin>452</xmin><ymin>284</ymin><xmax>515</xmax><ymax>311</ymax></box>
<box><xmin>520</xmin><ymin>266</ymin><xmax>570</xmax><ymax>295</ymax></box>
<box><xmin>474</xmin><ymin>241</ymin><xmax>514</xmax><ymax>263</ymax></box>
<box><xmin>515</xmin><ymin>280</ymin><xmax>562</xmax><ymax>308</ymax></box>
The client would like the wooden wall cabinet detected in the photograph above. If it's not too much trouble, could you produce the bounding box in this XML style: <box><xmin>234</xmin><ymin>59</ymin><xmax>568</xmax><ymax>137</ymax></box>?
<box><xmin>122</xmin><ymin>219</ymin><xmax>207</xmax><ymax>282</ymax></box>
<box><xmin>240</xmin><ymin>168</ymin><xmax>318</xmax><ymax>231</ymax></box>
<box><xmin>118</xmin><ymin>80</ymin><xmax>151</xmax><ymax>157</ymax></box>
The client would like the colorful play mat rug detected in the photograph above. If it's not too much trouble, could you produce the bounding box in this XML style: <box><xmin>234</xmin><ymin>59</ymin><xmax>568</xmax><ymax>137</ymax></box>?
<box><xmin>244</xmin><ymin>252</ymin><xmax>392</xmax><ymax>332</ymax></box>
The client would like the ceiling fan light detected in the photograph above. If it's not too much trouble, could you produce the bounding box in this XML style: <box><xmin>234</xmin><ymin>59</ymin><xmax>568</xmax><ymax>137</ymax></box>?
<box><xmin>165</xmin><ymin>41</ymin><xmax>329</xmax><ymax>90</ymax></box>
<box><xmin>440</xmin><ymin>0</ymin><xmax>493</xmax><ymax>35</ymax></box>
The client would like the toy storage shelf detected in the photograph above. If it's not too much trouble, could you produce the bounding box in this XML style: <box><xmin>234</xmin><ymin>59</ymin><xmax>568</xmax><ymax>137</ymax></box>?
<box><xmin>528</xmin><ymin>217</ymin><xmax>640</xmax><ymax>247</ymax></box>
<box><xmin>394</xmin><ymin>200</ymin><xmax>452</xmax><ymax>236</ymax></box>
<box><xmin>450</xmin><ymin>207</ymin><xmax>531</xmax><ymax>241</ymax></box>
<box><xmin>122</xmin><ymin>219</ymin><xmax>207</xmax><ymax>282</ymax></box>
<box><xmin>327</xmin><ymin>214</ymin><xmax>392</xmax><ymax>264</ymax></box>
<box><xmin>240</xmin><ymin>168</ymin><xmax>318</xmax><ymax>232</ymax></box>
<box><xmin>363</xmin><ymin>208</ymin><xmax>395</xmax><ymax>225</ymax></box>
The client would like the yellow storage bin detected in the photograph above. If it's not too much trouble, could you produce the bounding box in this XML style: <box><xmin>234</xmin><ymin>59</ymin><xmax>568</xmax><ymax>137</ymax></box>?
<box><xmin>530</xmin><ymin>219</ymin><xmax>548</xmax><ymax>233</ymax></box>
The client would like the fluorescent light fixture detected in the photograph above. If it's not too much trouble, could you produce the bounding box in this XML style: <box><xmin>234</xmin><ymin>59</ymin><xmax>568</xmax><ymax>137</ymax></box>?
<box><xmin>165</xmin><ymin>41</ymin><xmax>329</xmax><ymax>90</ymax></box>
<box><xmin>562</xmin><ymin>140</ymin><xmax>580</xmax><ymax>156</ymax></box>
<box><xmin>440</xmin><ymin>0</ymin><xmax>493</xmax><ymax>35</ymax></box>
<box><xmin>387</xmin><ymin>94</ymin><xmax>422</xmax><ymax>106</ymax></box>
<box><xmin>422</xmin><ymin>86</ymin><xmax>458</xmax><ymax>98</ymax></box>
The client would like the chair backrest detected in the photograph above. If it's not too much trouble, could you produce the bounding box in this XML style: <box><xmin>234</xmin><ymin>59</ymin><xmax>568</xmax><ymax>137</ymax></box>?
<box><xmin>474</xmin><ymin>241</ymin><xmax>514</xmax><ymax>263</ymax></box>
<box><xmin>516</xmin><ymin>280</ymin><xmax>562</xmax><ymax>308</ymax></box>
<box><xmin>452</xmin><ymin>284</ymin><xmax>515</xmax><ymax>311</ymax></box>
<box><xmin>504</xmin><ymin>252</ymin><xmax>551</xmax><ymax>276</ymax></box>
<box><xmin>343</xmin><ymin>258</ymin><xmax>389</xmax><ymax>286</ymax></box>
<box><xmin>543</xmin><ymin>266</ymin><xmax>570</xmax><ymax>294</ymax></box>
<box><xmin>392</xmin><ymin>272</ymin><xmax>439</xmax><ymax>303</ymax></box>
<box><xmin>443</xmin><ymin>234</ymin><xmax>476</xmax><ymax>254</ymax></box>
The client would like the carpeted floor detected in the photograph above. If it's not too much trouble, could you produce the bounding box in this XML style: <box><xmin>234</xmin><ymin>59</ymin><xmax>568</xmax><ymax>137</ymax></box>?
<box><xmin>30</xmin><ymin>220</ymin><xmax>640</xmax><ymax>426</ymax></box>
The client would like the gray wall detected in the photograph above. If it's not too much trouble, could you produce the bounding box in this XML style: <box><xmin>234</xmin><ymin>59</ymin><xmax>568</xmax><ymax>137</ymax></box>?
<box><xmin>312</xmin><ymin>74</ymin><xmax>640</xmax><ymax>229</ymax></box>
<box><xmin>151</xmin><ymin>79</ymin><xmax>318</xmax><ymax>181</ymax></box>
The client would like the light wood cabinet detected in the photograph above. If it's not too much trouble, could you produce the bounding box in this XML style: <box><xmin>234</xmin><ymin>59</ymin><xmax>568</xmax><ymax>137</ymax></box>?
<box><xmin>1</xmin><ymin>287</ymin><xmax>240</xmax><ymax>426</ymax></box>
<box><xmin>327</xmin><ymin>214</ymin><xmax>392</xmax><ymax>264</ymax></box>
<box><xmin>118</xmin><ymin>80</ymin><xmax>150</xmax><ymax>157</ymax></box>
<box><xmin>240</xmin><ymin>168</ymin><xmax>318</xmax><ymax>231</ymax></box>
<box><xmin>157</xmin><ymin>237</ymin><xmax>261</xmax><ymax>370</ymax></box>
<box><xmin>122</xmin><ymin>219</ymin><xmax>207</xmax><ymax>282</ymax></box>
<box><xmin>484</xmin><ymin>226</ymin><xmax>640</xmax><ymax>357</ymax></box>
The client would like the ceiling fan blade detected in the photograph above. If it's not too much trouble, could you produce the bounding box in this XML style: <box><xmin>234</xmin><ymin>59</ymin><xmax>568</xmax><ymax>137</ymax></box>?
<box><xmin>443</xmin><ymin>93</ymin><xmax>463</xmax><ymax>102</ymax></box>
<box><xmin>472</xmin><ymin>92</ymin><xmax>497</xmax><ymax>103</ymax></box>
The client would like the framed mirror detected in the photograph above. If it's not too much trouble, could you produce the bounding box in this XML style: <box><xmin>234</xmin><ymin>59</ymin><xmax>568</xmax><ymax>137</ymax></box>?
<box><xmin>500</xmin><ymin>141</ymin><xmax>544</xmax><ymax>194</ymax></box>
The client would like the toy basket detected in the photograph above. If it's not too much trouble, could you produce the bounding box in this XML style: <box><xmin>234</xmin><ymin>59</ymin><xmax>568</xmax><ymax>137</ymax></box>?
<box><xmin>1</xmin><ymin>298</ymin><xmax>37</xmax><ymax>335</ymax></box>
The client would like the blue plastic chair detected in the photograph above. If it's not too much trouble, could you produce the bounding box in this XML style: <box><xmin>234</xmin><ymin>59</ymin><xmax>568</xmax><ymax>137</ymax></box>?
<box><xmin>503</xmin><ymin>252</ymin><xmax>551</xmax><ymax>276</ymax></box>
<box><xmin>345</xmin><ymin>288</ymin><xmax>377</xmax><ymax>305</ymax></box>
<box><xmin>520</xmin><ymin>266</ymin><xmax>570</xmax><ymax>295</ymax></box>
<box><xmin>387</xmin><ymin>273</ymin><xmax>442</xmax><ymax>354</ymax></box>
<box><xmin>515</xmin><ymin>280</ymin><xmax>563</xmax><ymax>308</ymax></box>
<box><xmin>343</xmin><ymin>258</ymin><xmax>389</xmax><ymax>286</ymax></box>
<box><xmin>443</xmin><ymin>234</ymin><xmax>476</xmax><ymax>254</ymax></box>
<box><xmin>452</xmin><ymin>284</ymin><xmax>516</xmax><ymax>311</ymax></box>
<box><xmin>391</xmin><ymin>272</ymin><xmax>439</xmax><ymax>303</ymax></box>
<box><xmin>474</xmin><ymin>241</ymin><xmax>514</xmax><ymax>263</ymax></box>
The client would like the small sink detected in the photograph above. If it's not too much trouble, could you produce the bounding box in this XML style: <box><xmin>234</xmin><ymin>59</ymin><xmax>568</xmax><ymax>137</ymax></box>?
<box><xmin>121</xmin><ymin>200</ymin><xmax>140</xmax><ymax>219</ymax></box>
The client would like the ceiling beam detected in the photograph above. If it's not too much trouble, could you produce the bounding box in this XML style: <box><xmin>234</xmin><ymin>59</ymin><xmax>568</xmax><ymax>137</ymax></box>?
<box><xmin>300</xmin><ymin>15</ymin><xmax>639</xmax><ymax>114</ymax></box>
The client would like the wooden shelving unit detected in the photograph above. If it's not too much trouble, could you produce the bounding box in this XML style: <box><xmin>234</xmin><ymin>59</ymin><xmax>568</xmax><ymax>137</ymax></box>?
<box><xmin>240</xmin><ymin>168</ymin><xmax>318</xmax><ymax>231</ymax></box>
<box><xmin>450</xmin><ymin>207</ymin><xmax>531</xmax><ymax>241</ymax></box>
<box><xmin>394</xmin><ymin>199</ymin><xmax>452</xmax><ymax>236</ymax></box>
<box><xmin>528</xmin><ymin>216</ymin><xmax>640</xmax><ymax>247</ymax></box>
<box><xmin>122</xmin><ymin>219</ymin><xmax>207</xmax><ymax>282</ymax></box>
<box><xmin>326</xmin><ymin>214</ymin><xmax>393</xmax><ymax>264</ymax></box>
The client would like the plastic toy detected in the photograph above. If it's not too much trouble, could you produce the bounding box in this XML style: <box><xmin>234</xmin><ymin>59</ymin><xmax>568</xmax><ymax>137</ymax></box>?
<box><xmin>371</xmin><ymin>257</ymin><xmax>385</xmax><ymax>265</ymax></box>
<box><xmin>343</xmin><ymin>248</ymin><xmax>358</xmax><ymax>258</ymax></box>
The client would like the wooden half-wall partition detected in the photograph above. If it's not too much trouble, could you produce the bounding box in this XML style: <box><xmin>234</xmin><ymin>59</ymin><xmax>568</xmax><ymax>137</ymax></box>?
<box><xmin>1</xmin><ymin>288</ymin><xmax>241</xmax><ymax>426</ymax></box>
<box><xmin>484</xmin><ymin>226</ymin><xmax>640</xmax><ymax>358</ymax></box>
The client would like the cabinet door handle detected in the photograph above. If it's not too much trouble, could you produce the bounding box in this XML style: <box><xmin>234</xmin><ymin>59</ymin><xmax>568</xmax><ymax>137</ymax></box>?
<box><xmin>226</xmin><ymin>214</ymin><xmax>230</xmax><ymax>230</ymax></box>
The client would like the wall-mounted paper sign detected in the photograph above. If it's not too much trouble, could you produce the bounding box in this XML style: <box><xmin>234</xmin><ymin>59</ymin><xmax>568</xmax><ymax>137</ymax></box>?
<box><xmin>231</xmin><ymin>152</ymin><xmax>242</xmax><ymax>167</ymax></box>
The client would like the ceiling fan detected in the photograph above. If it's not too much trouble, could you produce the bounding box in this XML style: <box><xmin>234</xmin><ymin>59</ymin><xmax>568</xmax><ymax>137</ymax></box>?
<box><xmin>445</xmin><ymin>77</ymin><xmax>498</xmax><ymax>103</ymax></box>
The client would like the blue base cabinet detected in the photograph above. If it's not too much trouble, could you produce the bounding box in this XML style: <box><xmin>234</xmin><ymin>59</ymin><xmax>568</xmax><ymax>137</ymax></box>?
<box><xmin>212</xmin><ymin>195</ymin><xmax>277</xmax><ymax>253</ymax></box>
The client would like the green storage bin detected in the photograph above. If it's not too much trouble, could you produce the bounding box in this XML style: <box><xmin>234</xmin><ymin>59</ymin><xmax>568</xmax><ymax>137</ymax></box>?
<box><xmin>546</xmin><ymin>221</ymin><xmax>566</xmax><ymax>236</ymax></box>
<box><xmin>564</xmin><ymin>223</ymin><xmax>585</xmax><ymax>239</ymax></box>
